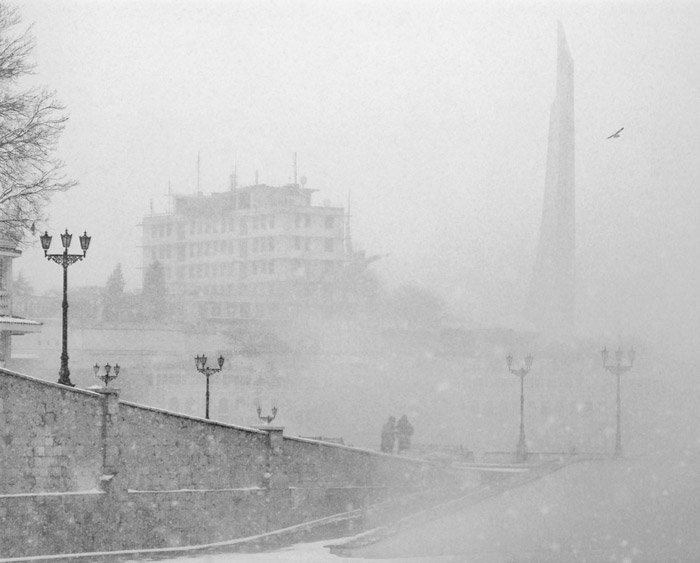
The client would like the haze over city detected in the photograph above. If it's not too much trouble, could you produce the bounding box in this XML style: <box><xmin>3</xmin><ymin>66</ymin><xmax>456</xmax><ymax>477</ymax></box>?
<box><xmin>2</xmin><ymin>1</ymin><xmax>700</xmax><ymax>561</ymax></box>
<box><xmin>9</xmin><ymin>0</ymin><xmax>699</xmax><ymax>355</ymax></box>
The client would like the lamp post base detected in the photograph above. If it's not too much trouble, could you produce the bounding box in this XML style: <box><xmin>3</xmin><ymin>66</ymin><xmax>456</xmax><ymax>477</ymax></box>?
<box><xmin>58</xmin><ymin>365</ymin><xmax>74</xmax><ymax>387</ymax></box>
<box><xmin>516</xmin><ymin>437</ymin><xmax>528</xmax><ymax>463</ymax></box>
<box><xmin>614</xmin><ymin>441</ymin><xmax>623</xmax><ymax>459</ymax></box>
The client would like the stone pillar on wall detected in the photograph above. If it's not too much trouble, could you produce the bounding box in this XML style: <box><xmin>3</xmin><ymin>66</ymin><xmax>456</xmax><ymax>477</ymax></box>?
<box><xmin>260</xmin><ymin>425</ymin><xmax>292</xmax><ymax>532</ymax></box>
<box><xmin>260</xmin><ymin>426</ymin><xmax>288</xmax><ymax>490</ymax></box>
<box><xmin>94</xmin><ymin>386</ymin><xmax>126</xmax><ymax>495</ymax></box>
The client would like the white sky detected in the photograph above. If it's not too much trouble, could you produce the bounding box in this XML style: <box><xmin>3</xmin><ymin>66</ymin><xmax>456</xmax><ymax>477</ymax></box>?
<box><xmin>11</xmin><ymin>0</ymin><xmax>700</xmax><ymax>352</ymax></box>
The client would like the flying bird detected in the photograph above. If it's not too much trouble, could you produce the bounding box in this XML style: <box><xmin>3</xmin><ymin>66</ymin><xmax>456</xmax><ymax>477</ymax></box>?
<box><xmin>607</xmin><ymin>127</ymin><xmax>624</xmax><ymax>139</ymax></box>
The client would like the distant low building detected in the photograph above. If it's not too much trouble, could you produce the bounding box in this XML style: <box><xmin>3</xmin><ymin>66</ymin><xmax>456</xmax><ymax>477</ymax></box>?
<box><xmin>141</xmin><ymin>180</ymin><xmax>350</xmax><ymax>323</ymax></box>
<box><xmin>0</xmin><ymin>238</ymin><xmax>41</xmax><ymax>367</ymax></box>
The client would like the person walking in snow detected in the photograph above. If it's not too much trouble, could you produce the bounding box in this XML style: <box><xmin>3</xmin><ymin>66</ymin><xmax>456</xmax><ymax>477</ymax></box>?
<box><xmin>396</xmin><ymin>414</ymin><xmax>414</xmax><ymax>454</ymax></box>
<box><xmin>380</xmin><ymin>416</ymin><xmax>396</xmax><ymax>453</ymax></box>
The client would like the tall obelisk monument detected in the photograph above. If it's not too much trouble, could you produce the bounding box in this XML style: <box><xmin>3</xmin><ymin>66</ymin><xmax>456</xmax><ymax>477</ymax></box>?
<box><xmin>527</xmin><ymin>23</ymin><xmax>575</xmax><ymax>335</ymax></box>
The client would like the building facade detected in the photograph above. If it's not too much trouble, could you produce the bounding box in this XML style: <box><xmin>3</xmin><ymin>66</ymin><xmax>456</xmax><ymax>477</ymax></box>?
<box><xmin>141</xmin><ymin>181</ymin><xmax>348</xmax><ymax>321</ymax></box>
<box><xmin>0</xmin><ymin>238</ymin><xmax>42</xmax><ymax>366</ymax></box>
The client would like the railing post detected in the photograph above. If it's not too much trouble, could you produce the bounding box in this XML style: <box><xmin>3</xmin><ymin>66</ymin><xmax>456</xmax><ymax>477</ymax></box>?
<box><xmin>94</xmin><ymin>386</ymin><xmax>126</xmax><ymax>495</ymax></box>
<box><xmin>261</xmin><ymin>426</ymin><xmax>287</xmax><ymax>490</ymax></box>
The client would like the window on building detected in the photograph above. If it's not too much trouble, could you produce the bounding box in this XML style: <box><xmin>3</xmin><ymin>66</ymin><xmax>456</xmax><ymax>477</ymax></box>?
<box><xmin>190</xmin><ymin>222</ymin><xmax>196</xmax><ymax>235</ymax></box>
<box><xmin>166</xmin><ymin>224</ymin><xmax>172</xmax><ymax>237</ymax></box>
<box><xmin>325</xmin><ymin>238</ymin><xmax>334</xmax><ymax>252</ymax></box>
<box><xmin>295</xmin><ymin>214</ymin><xmax>302</xmax><ymax>228</ymax></box>
<box><xmin>305</xmin><ymin>215</ymin><xmax>311</xmax><ymax>228</ymax></box>
<box><xmin>260</xmin><ymin>215</ymin><xmax>267</xmax><ymax>230</ymax></box>
<box><xmin>251</xmin><ymin>262</ymin><xmax>258</xmax><ymax>275</ymax></box>
<box><xmin>294</xmin><ymin>236</ymin><xmax>301</xmax><ymax>250</ymax></box>
<box><xmin>240</xmin><ymin>217</ymin><xmax>247</xmax><ymax>235</ymax></box>
<box><xmin>305</xmin><ymin>238</ymin><xmax>310</xmax><ymax>251</ymax></box>
<box><xmin>269</xmin><ymin>260</ymin><xmax>275</xmax><ymax>275</ymax></box>
<box><xmin>269</xmin><ymin>215</ymin><xmax>275</xmax><ymax>229</ymax></box>
<box><xmin>268</xmin><ymin>237</ymin><xmax>275</xmax><ymax>251</ymax></box>
<box><xmin>325</xmin><ymin>216</ymin><xmax>334</xmax><ymax>229</ymax></box>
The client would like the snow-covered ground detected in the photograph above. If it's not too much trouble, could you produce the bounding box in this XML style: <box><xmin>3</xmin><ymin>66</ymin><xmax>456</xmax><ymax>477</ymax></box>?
<box><xmin>107</xmin><ymin>451</ymin><xmax>700</xmax><ymax>562</ymax></box>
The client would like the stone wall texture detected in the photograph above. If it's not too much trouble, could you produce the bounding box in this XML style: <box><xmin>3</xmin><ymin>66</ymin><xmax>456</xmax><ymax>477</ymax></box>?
<box><xmin>0</xmin><ymin>372</ymin><xmax>103</xmax><ymax>494</ymax></box>
<box><xmin>119</xmin><ymin>401</ymin><xmax>269</xmax><ymax>491</ymax></box>
<box><xmin>0</xmin><ymin>368</ymin><xmax>451</xmax><ymax>558</ymax></box>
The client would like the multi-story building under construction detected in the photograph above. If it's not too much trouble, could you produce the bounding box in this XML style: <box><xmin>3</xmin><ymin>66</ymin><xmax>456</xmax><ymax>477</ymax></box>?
<box><xmin>141</xmin><ymin>179</ymin><xmax>349</xmax><ymax>322</ymax></box>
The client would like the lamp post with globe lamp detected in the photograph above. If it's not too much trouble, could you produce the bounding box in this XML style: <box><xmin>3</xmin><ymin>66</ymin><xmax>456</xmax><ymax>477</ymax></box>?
<box><xmin>506</xmin><ymin>353</ymin><xmax>534</xmax><ymax>463</ymax></box>
<box><xmin>40</xmin><ymin>229</ymin><xmax>91</xmax><ymax>387</ymax></box>
<box><xmin>194</xmin><ymin>353</ymin><xmax>224</xmax><ymax>419</ymax></box>
<box><xmin>601</xmin><ymin>346</ymin><xmax>635</xmax><ymax>458</ymax></box>
<box><xmin>94</xmin><ymin>363</ymin><xmax>120</xmax><ymax>387</ymax></box>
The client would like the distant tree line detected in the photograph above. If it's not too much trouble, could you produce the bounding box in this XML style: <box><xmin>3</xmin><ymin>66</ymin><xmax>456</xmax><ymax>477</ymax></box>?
<box><xmin>13</xmin><ymin>261</ymin><xmax>168</xmax><ymax>324</ymax></box>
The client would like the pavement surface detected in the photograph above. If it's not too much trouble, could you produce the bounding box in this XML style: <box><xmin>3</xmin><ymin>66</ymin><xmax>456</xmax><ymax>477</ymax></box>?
<box><xmin>334</xmin><ymin>452</ymin><xmax>700</xmax><ymax>561</ymax></box>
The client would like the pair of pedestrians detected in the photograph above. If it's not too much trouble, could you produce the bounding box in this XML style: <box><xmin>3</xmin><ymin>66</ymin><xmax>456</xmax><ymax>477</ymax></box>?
<box><xmin>380</xmin><ymin>414</ymin><xmax>414</xmax><ymax>454</ymax></box>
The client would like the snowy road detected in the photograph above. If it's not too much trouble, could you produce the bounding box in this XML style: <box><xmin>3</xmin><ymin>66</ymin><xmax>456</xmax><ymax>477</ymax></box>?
<box><xmin>122</xmin><ymin>453</ymin><xmax>700</xmax><ymax>562</ymax></box>
<box><xmin>12</xmin><ymin>453</ymin><xmax>699</xmax><ymax>563</ymax></box>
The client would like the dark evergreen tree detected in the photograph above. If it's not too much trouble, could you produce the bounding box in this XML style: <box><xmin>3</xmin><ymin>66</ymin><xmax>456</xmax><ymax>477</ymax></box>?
<box><xmin>102</xmin><ymin>263</ymin><xmax>125</xmax><ymax>322</ymax></box>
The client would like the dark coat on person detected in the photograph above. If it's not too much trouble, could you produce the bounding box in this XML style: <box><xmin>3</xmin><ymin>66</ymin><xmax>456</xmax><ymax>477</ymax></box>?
<box><xmin>380</xmin><ymin>416</ymin><xmax>396</xmax><ymax>453</ymax></box>
<box><xmin>396</xmin><ymin>414</ymin><xmax>414</xmax><ymax>453</ymax></box>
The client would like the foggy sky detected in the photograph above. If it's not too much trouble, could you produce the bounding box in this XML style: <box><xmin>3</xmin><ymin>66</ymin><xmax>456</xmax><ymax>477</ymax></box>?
<box><xmin>12</xmin><ymin>0</ymin><xmax>700</xmax><ymax>354</ymax></box>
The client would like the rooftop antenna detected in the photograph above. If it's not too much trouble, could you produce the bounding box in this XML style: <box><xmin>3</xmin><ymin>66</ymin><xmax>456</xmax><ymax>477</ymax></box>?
<box><xmin>255</xmin><ymin>170</ymin><xmax>259</xmax><ymax>185</ymax></box>
<box><xmin>150</xmin><ymin>198</ymin><xmax>154</xmax><ymax>216</ymax></box>
<box><xmin>167</xmin><ymin>180</ymin><xmax>172</xmax><ymax>213</ymax></box>
<box><xmin>293</xmin><ymin>152</ymin><xmax>297</xmax><ymax>185</ymax></box>
<box><xmin>197</xmin><ymin>152</ymin><xmax>201</xmax><ymax>195</ymax></box>
<box><xmin>229</xmin><ymin>162</ymin><xmax>238</xmax><ymax>191</ymax></box>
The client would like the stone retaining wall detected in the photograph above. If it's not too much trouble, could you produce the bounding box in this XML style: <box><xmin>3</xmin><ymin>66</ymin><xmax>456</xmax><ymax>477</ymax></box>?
<box><xmin>0</xmin><ymin>368</ymin><xmax>451</xmax><ymax>558</ymax></box>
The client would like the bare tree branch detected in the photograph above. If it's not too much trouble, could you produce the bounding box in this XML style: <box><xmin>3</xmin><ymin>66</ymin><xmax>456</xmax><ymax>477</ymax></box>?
<box><xmin>0</xmin><ymin>3</ymin><xmax>75</xmax><ymax>245</ymax></box>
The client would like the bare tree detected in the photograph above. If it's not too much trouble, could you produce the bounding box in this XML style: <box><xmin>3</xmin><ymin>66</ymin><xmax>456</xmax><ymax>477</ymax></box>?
<box><xmin>0</xmin><ymin>4</ymin><xmax>75</xmax><ymax>243</ymax></box>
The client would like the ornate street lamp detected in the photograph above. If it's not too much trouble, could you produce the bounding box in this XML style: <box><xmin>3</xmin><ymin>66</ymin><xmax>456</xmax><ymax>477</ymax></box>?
<box><xmin>94</xmin><ymin>363</ymin><xmax>120</xmax><ymax>387</ymax></box>
<box><xmin>601</xmin><ymin>346</ymin><xmax>635</xmax><ymax>458</ymax></box>
<box><xmin>40</xmin><ymin>229</ymin><xmax>91</xmax><ymax>387</ymax></box>
<box><xmin>506</xmin><ymin>352</ymin><xmax>534</xmax><ymax>463</ymax></box>
<box><xmin>194</xmin><ymin>353</ymin><xmax>224</xmax><ymax>419</ymax></box>
<box><xmin>257</xmin><ymin>405</ymin><xmax>278</xmax><ymax>425</ymax></box>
